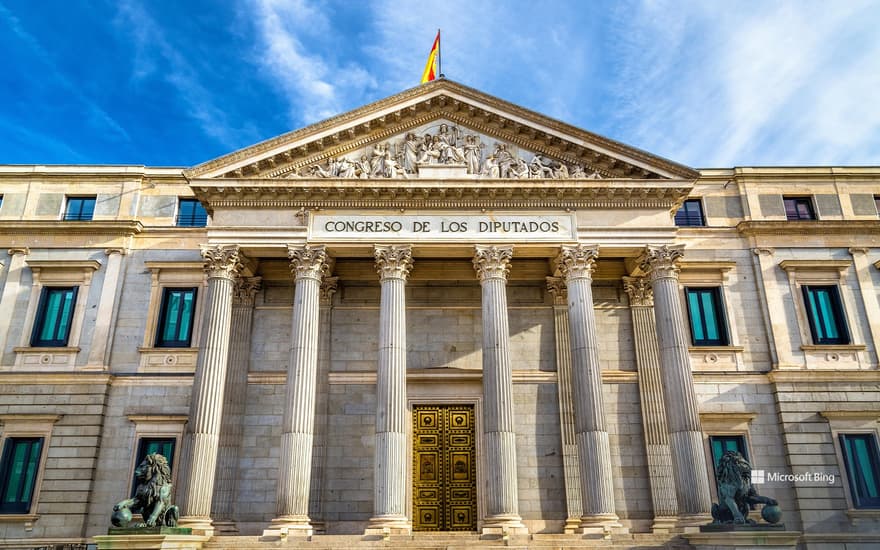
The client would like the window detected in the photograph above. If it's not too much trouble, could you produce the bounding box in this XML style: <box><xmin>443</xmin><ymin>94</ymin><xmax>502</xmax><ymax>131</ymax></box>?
<box><xmin>685</xmin><ymin>287</ymin><xmax>729</xmax><ymax>346</ymax></box>
<box><xmin>63</xmin><ymin>196</ymin><xmax>96</xmax><ymax>221</ymax></box>
<box><xmin>709</xmin><ymin>435</ymin><xmax>748</xmax><ymax>489</ymax></box>
<box><xmin>802</xmin><ymin>285</ymin><xmax>850</xmax><ymax>345</ymax></box>
<box><xmin>674</xmin><ymin>199</ymin><xmax>705</xmax><ymax>227</ymax></box>
<box><xmin>155</xmin><ymin>288</ymin><xmax>197</xmax><ymax>348</ymax></box>
<box><xmin>783</xmin><ymin>196</ymin><xmax>816</xmax><ymax>220</ymax></box>
<box><xmin>131</xmin><ymin>437</ymin><xmax>176</xmax><ymax>497</ymax></box>
<box><xmin>839</xmin><ymin>434</ymin><xmax>880</xmax><ymax>508</ymax></box>
<box><xmin>30</xmin><ymin>286</ymin><xmax>78</xmax><ymax>347</ymax></box>
<box><xmin>176</xmin><ymin>198</ymin><xmax>208</xmax><ymax>227</ymax></box>
<box><xmin>0</xmin><ymin>437</ymin><xmax>44</xmax><ymax>514</ymax></box>
<box><xmin>874</xmin><ymin>195</ymin><xmax>880</xmax><ymax>217</ymax></box>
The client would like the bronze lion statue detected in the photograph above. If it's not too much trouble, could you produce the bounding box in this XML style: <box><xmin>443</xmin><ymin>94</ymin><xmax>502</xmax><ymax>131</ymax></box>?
<box><xmin>711</xmin><ymin>450</ymin><xmax>777</xmax><ymax>524</ymax></box>
<box><xmin>112</xmin><ymin>453</ymin><xmax>179</xmax><ymax>528</ymax></box>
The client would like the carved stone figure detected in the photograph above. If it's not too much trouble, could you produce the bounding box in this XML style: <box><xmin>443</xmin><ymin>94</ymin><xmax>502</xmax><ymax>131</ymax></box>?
<box><xmin>493</xmin><ymin>143</ymin><xmax>515</xmax><ymax>178</ymax></box>
<box><xmin>529</xmin><ymin>154</ymin><xmax>554</xmax><ymax>178</ymax></box>
<box><xmin>710</xmin><ymin>451</ymin><xmax>780</xmax><ymax>525</ymax></box>
<box><xmin>463</xmin><ymin>135</ymin><xmax>483</xmax><ymax>174</ymax></box>
<box><xmin>402</xmin><ymin>132</ymin><xmax>422</xmax><ymax>173</ymax></box>
<box><xmin>111</xmin><ymin>453</ymin><xmax>180</xmax><ymax>528</ymax></box>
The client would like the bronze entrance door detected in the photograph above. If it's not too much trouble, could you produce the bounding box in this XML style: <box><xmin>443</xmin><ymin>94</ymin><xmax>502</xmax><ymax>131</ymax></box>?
<box><xmin>412</xmin><ymin>404</ymin><xmax>477</xmax><ymax>531</ymax></box>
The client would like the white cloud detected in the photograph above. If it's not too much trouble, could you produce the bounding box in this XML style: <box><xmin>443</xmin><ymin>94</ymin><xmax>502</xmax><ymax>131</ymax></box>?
<box><xmin>115</xmin><ymin>0</ymin><xmax>250</xmax><ymax>150</ymax></box>
<box><xmin>605</xmin><ymin>0</ymin><xmax>880</xmax><ymax>167</ymax></box>
<box><xmin>248</xmin><ymin>0</ymin><xmax>378</xmax><ymax>124</ymax></box>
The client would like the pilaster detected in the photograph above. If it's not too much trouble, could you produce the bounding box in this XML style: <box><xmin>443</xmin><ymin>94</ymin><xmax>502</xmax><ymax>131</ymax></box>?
<box><xmin>212</xmin><ymin>276</ymin><xmax>261</xmax><ymax>535</ymax></box>
<box><xmin>264</xmin><ymin>244</ymin><xmax>329</xmax><ymax>539</ymax></box>
<box><xmin>367</xmin><ymin>245</ymin><xmax>414</xmax><ymax>534</ymax></box>
<box><xmin>86</xmin><ymin>248</ymin><xmax>126</xmax><ymax>369</ymax></box>
<box><xmin>473</xmin><ymin>245</ymin><xmax>527</xmax><ymax>535</ymax></box>
<box><xmin>0</xmin><ymin>248</ymin><xmax>29</xmax><ymax>366</ymax></box>
<box><xmin>556</xmin><ymin>245</ymin><xmax>621</xmax><ymax>536</ymax></box>
<box><xmin>639</xmin><ymin>245</ymin><xmax>712</xmax><ymax>526</ymax></box>
<box><xmin>622</xmin><ymin>276</ymin><xmax>678</xmax><ymax>532</ymax></box>
<box><xmin>178</xmin><ymin>245</ymin><xmax>242</xmax><ymax>536</ymax></box>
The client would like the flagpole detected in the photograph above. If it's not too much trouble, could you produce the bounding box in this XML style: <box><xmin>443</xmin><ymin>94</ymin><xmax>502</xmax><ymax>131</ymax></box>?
<box><xmin>437</xmin><ymin>29</ymin><xmax>442</xmax><ymax>78</ymax></box>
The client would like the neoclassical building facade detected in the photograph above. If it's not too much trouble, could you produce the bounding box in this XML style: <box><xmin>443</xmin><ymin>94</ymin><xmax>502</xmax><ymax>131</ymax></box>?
<box><xmin>0</xmin><ymin>80</ymin><xmax>879</xmax><ymax>549</ymax></box>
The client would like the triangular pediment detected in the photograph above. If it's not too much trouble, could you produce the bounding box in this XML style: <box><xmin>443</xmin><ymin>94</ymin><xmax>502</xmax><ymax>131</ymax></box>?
<box><xmin>187</xmin><ymin>80</ymin><xmax>698</xmax><ymax>181</ymax></box>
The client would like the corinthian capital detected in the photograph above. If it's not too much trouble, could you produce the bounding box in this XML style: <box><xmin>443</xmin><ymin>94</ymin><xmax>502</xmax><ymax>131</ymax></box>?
<box><xmin>556</xmin><ymin>244</ymin><xmax>599</xmax><ymax>281</ymax></box>
<box><xmin>622</xmin><ymin>276</ymin><xmax>653</xmax><ymax>307</ymax></box>
<box><xmin>473</xmin><ymin>245</ymin><xmax>513</xmax><ymax>282</ymax></box>
<box><xmin>546</xmin><ymin>276</ymin><xmax>567</xmax><ymax>305</ymax></box>
<box><xmin>288</xmin><ymin>244</ymin><xmax>330</xmax><ymax>282</ymax></box>
<box><xmin>374</xmin><ymin>245</ymin><xmax>414</xmax><ymax>281</ymax></box>
<box><xmin>233</xmin><ymin>277</ymin><xmax>262</xmax><ymax>306</ymax></box>
<box><xmin>638</xmin><ymin>244</ymin><xmax>684</xmax><ymax>280</ymax></box>
<box><xmin>201</xmin><ymin>245</ymin><xmax>242</xmax><ymax>279</ymax></box>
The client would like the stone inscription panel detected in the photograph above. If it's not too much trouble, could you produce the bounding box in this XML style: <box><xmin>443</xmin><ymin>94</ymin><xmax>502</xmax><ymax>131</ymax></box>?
<box><xmin>310</xmin><ymin>212</ymin><xmax>576</xmax><ymax>242</ymax></box>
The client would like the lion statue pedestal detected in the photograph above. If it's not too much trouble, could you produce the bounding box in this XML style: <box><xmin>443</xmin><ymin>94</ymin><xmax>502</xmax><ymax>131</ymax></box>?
<box><xmin>93</xmin><ymin>453</ymin><xmax>209</xmax><ymax>550</ymax></box>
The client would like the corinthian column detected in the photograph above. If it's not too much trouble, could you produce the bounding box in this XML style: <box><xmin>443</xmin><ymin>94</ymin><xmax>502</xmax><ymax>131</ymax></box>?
<box><xmin>179</xmin><ymin>245</ymin><xmax>242</xmax><ymax>535</ymax></box>
<box><xmin>556</xmin><ymin>245</ymin><xmax>620</xmax><ymax>535</ymax></box>
<box><xmin>639</xmin><ymin>245</ymin><xmax>712</xmax><ymax>522</ymax></box>
<box><xmin>367</xmin><ymin>245</ymin><xmax>414</xmax><ymax>534</ymax></box>
<box><xmin>264</xmin><ymin>245</ymin><xmax>329</xmax><ymax>538</ymax></box>
<box><xmin>473</xmin><ymin>245</ymin><xmax>526</xmax><ymax>535</ymax></box>
<box><xmin>622</xmin><ymin>276</ymin><xmax>678</xmax><ymax>532</ymax></box>
<box><xmin>213</xmin><ymin>277</ymin><xmax>261</xmax><ymax>534</ymax></box>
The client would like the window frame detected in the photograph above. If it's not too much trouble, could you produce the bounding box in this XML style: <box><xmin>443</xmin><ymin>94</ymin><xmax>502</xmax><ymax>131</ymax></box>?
<box><xmin>62</xmin><ymin>196</ymin><xmax>96</xmax><ymax>221</ymax></box>
<box><xmin>700</xmin><ymin>413</ymin><xmax>756</xmax><ymax>503</ymax></box>
<box><xmin>29</xmin><ymin>286</ymin><xmax>78</xmax><ymax>348</ymax></box>
<box><xmin>801</xmin><ymin>284</ymin><xmax>851</xmax><ymax>345</ymax></box>
<box><xmin>0</xmin><ymin>437</ymin><xmax>44</xmax><ymax>515</ymax></box>
<box><xmin>783</xmin><ymin>196</ymin><xmax>817</xmax><ymax>220</ymax></box>
<box><xmin>838</xmin><ymin>433</ymin><xmax>880</xmax><ymax>509</ymax></box>
<box><xmin>0</xmin><ymin>414</ymin><xmax>60</xmax><ymax>519</ymax></box>
<box><xmin>708</xmin><ymin>434</ymin><xmax>749</xmax><ymax>491</ymax></box>
<box><xmin>685</xmin><ymin>286</ymin><xmax>730</xmax><ymax>346</ymax></box>
<box><xmin>126</xmin><ymin>415</ymin><xmax>186</xmax><ymax>500</ymax></box>
<box><xmin>130</xmin><ymin>436</ymin><xmax>177</xmax><ymax>497</ymax></box>
<box><xmin>155</xmin><ymin>287</ymin><xmax>198</xmax><ymax>348</ymax></box>
<box><xmin>175</xmin><ymin>198</ymin><xmax>208</xmax><ymax>228</ymax></box>
<box><xmin>674</xmin><ymin>198</ymin><xmax>706</xmax><ymax>227</ymax></box>
<box><xmin>874</xmin><ymin>195</ymin><xmax>880</xmax><ymax>217</ymax></box>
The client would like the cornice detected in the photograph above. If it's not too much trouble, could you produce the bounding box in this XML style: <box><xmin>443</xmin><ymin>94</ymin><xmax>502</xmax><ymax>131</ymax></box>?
<box><xmin>737</xmin><ymin>220</ymin><xmax>880</xmax><ymax>236</ymax></box>
<box><xmin>187</xmin><ymin>79</ymin><xmax>698</xmax><ymax>180</ymax></box>
<box><xmin>0</xmin><ymin>220</ymin><xmax>143</xmax><ymax>237</ymax></box>
<box><xmin>190</xmin><ymin>178</ymin><xmax>693</xmax><ymax>213</ymax></box>
<box><xmin>768</xmin><ymin>370</ymin><xmax>880</xmax><ymax>383</ymax></box>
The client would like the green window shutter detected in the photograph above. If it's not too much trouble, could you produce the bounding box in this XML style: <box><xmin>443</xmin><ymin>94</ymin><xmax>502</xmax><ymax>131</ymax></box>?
<box><xmin>685</xmin><ymin>288</ymin><xmax>729</xmax><ymax>346</ymax></box>
<box><xmin>840</xmin><ymin>434</ymin><xmax>880</xmax><ymax>508</ymax></box>
<box><xmin>0</xmin><ymin>437</ymin><xmax>44</xmax><ymax>514</ymax></box>
<box><xmin>31</xmin><ymin>287</ymin><xmax>77</xmax><ymax>347</ymax></box>
<box><xmin>156</xmin><ymin>288</ymin><xmax>197</xmax><ymax>347</ymax></box>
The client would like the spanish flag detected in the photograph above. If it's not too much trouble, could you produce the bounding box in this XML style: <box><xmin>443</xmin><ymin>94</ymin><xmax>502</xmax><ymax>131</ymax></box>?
<box><xmin>420</xmin><ymin>31</ymin><xmax>440</xmax><ymax>84</ymax></box>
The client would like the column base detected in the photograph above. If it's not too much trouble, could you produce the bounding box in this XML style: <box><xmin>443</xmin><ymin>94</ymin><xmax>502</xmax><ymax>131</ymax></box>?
<box><xmin>177</xmin><ymin>515</ymin><xmax>215</xmax><ymax>537</ymax></box>
<box><xmin>578</xmin><ymin>513</ymin><xmax>626</xmax><ymax>538</ymax></box>
<box><xmin>261</xmin><ymin>515</ymin><xmax>314</xmax><ymax>540</ymax></box>
<box><xmin>480</xmin><ymin>514</ymin><xmax>528</xmax><ymax>537</ymax></box>
<box><xmin>651</xmin><ymin>515</ymin><xmax>678</xmax><ymax>534</ymax></box>
<box><xmin>364</xmin><ymin>515</ymin><xmax>412</xmax><ymax>537</ymax></box>
<box><xmin>674</xmin><ymin>513</ymin><xmax>713</xmax><ymax>533</ymax></box>
<box><xmin>211</xmin><ymin>519</ymin><xmax>239</xmax><ymax>536</ymax></box>
<box><xmin>563</xmin><ymin>516</ymin><xmax>582</xmax><ymax>534</ymax></box>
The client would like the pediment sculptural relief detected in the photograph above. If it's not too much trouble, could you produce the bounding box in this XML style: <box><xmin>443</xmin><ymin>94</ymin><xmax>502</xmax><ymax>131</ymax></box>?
<box><xmin>291</xmin><ymin>121</ymin><xmax>603</xmax><ymax>180</ymax></box>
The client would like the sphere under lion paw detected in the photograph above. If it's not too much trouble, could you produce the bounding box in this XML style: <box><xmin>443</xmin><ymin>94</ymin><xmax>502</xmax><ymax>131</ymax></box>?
<box><xmin>111</xmin><ymin>506</ymin><xmax>133</xmax><ymax>527</ymax></box>
<box><xmin>761</xmin><ymin>504</ymin><xmax>782</xmax><ymax>524</ymax></box>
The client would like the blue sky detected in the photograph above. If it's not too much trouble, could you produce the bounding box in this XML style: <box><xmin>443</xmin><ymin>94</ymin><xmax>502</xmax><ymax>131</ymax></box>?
<box><xmin>1</xmin><ymin>0</ymin><xmax>879</xmax><ymax>169</ymax></box>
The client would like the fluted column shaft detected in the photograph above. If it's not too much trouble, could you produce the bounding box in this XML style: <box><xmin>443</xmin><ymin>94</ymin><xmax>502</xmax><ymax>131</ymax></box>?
<box><xmin>556</xmin><ymin>245</ymin><xmax>619</xmax><ymax>533</ymax></box>
<box><xmin>267</xmin><ymin>245</ymin><xmax>329</xmax><ymax>537</ymax></box>
<box><xmin>0</xmin><ymin>248</ymin><xmax>29</xmax><ymax>365</ymax></box>
<box><xmin>212</xmin><ymin>277</ymin><xmax>261</xmax><ymax>533</ymax></box>
<box><xmin>623</xmin><ymin>277</ymin><xmax>678</xmax><ymax>527</ymax></box>
<box><xmin>179</xmin><ymin>245</ymin><xmax>242</xmax><ymax>534</ymax></box>
<box><xmin>640</xmin><ymin>245</ymin><xmax>712</xmax><ymax>518</ymax></box>
<box><xmin>369</xmin><ymin>245</ymin><xmax>413</xmax><ymax>533</ymax></box>
<box><xmin>473</xmin><ymin>246</ymin><xmax>525</xmax><ymax>533</ymax></box>
<box><xmin>547</xmin><ymin>278</ymin><xmax>583</xmax><ymax>533</ymax></box>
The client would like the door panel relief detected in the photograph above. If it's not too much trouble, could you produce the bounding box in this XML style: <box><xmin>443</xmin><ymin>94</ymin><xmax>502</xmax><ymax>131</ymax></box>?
<box><xmin>412</xmin><ymin>404</ymin><xmax>476</xmax><ymax>531</ymax></box>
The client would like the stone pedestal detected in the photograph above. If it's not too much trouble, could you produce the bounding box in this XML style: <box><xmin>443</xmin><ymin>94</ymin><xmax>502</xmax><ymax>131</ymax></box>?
<box><xmin>263</xmin><ymin>245</ymin><xmax>330</xmax><ymax>539</ymax></box>
<box><xmin>366</xmin><ymin>245</ymin><xmax>413</xmax><ymax>535</ymax></box>
<box><xmin>685</xmin><ymin>527</ymin><xmax>801</xmax><ymax>550</ymax></box>
<box><xmin>178</xmin><ymin>245</ymin><xmax>241</xmax><ymax>536</ymax></box>
<box><xmin>473</xmin><ymin>245</ymin><xmax>527</xmax><ymax>536</ymax></box>
<box><xmin>95</xmin><ymin>529</ymin><xmax>209</xmax><ymax>550</ymax></box>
